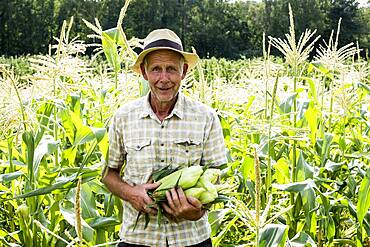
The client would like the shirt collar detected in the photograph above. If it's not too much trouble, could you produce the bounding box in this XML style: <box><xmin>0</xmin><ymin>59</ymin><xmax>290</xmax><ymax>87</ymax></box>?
<box><xmin>139</xmin><ymin>91</ymin><xmax>185</xmax><ymax>120</ymax></box>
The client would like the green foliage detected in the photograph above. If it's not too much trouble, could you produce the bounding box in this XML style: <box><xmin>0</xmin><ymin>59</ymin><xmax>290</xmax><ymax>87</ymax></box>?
<box><xmin>1</xmin><ymin>0</ymin><xmax>369</xmax><ymax>57</ymax></box>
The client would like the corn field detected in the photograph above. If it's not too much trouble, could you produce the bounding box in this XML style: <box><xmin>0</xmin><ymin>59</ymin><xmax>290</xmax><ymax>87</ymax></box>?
<box><xmin>1</xmin><ymin>4</ymin><xmax>370</xmax><ymax>247</ymax></box>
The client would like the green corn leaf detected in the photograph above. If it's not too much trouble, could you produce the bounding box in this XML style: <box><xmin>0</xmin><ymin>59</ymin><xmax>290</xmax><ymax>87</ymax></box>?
<box><xmin>296</xmin><ymin>150</ymin><xmax>314</xmax><ymax>182</ymax></box>
<box><xmin>357</xmin><ymin>82</ymin><xmax>370</xmax><ymax>95</ymax></box>
<box><xmin>86</xmin><ymin>216</ymin><xmax>121</xmax><ymax>228</ymax></box>
<box><xmin>33</xmin><ymin>135</ymin><xmax>59</xmax><ymax>181</ymax></box>
<box><xmin>208</xmin><ymin>209</ymin><xmax>231</xmax><ymax>236</ymax></box>
<box><xmin>324</xmin><ymin>160</ymin><xmax>346</xmax><ymax>172</ymax></box>
<box><xmin>144</xmin><ymin>213</ymin><xmax>150</xmax><ymax>229</ymax></box>
<box><xmin>62</xmin><ymin>147</ymin><xmax>77</xmax><ymax>167</ymax></box>
<box><xmin>300</xmin><ymin>76</ymin><xmax>317</xmax><ymax>102</ymax></box>
<box><xmin>273</xmin><ymin>158</ymin><xmax>290</xmax><ymax>184</ymax></box>
<box><xmin>70</xmin><ymin>94</ymin><xmax>82</xmax><ymax>116</ymax></box>
<box><xmin>157</xmin><ymin>206</ymin><xmax>163</xmax><ymax>227</ymax></box>
<box><xmin>245</xmin><ymin>95</ymin><xmax>255</xmax><ymax>114</ymax></box>
<box><xmin>310</xmin><ymin>62</ymin><xmax>333</xmax><ymax>80</ymax></box>
<box><xmin>220</xmin><ymin>116</ymin><xmax>231</xmax><ymax>141</ymax></box>
<box><xmin>279</xmin><ymin>93</ymin><xmax>297</xmax><ymax>113</ymax></box>
<box><xmin>357</xmin><ymin>168</ymin><xmax>370</xmax><ymax>228</ymax></box>
<box><xmin>34</xmin><ymin>102</ymin><xmax>54</xmax><ymax>146</ymax></box>
<box><xmin>9</xmin><ymin>172</ymin><xmax>98</xmax><ymax>199</ymax></box>
<box><xmin>288</xmin><ymin>231</ymin><xmax>317</xmax><ymax>247</ymax></box>
<box><xmin>101</xmin><ymin>32</ymin><xmax>120</xmax><ymax>72</ymax></box>
<box><xmin>151</xmin><ymin>165</ymin><xmax>180</xmax><ymax>182</ymax></box>
<box><xmin>259</xmin><ymin>224</ymin><xmax>289</xmax><ymax>247</ymax></box>
<box><xmin>22</xmin><ymin>131</ymin><xmax>35</xmax><ymax>182</ymax></box>
<box><xmin>297</xmin><ymin>100</ymin><xmax>309</xmax><ymax>122</ymax></box>
<box><xmin>103</xmin><ymin>27</ymin><xmax>125</xmax><ymax>46</ymax></box>
<box><xmin>241</xmin><ymin>156</ymin><xmax>255</xmax><ymax>182</ymax></box>
<box><xmin>139</xmin><ymin>78</ymin><xmax>150</xmax><ymax>97</ymax></box>
<box><xmin>273</xmin><ymin>179</ymin><xmax>316</xmax><ymax>193</ymax></box>
<box><xmin>60</xmin><ymin>109</ymin><xmax>75</xmax><ymax>144</ymax></box>
<box><xmin>59</xmin><ymin>200</ymin><xmax>95</xmax><ymax>242</ymax></box>
<box><xmin>133</xmin><ymin>212</ymin><xmax>142</xmax><ymax>231</ymax></box>
<box><xmin>74</xmin><ymin>125</ymin><xmax>95</xmax><ymax>146</ymax></box>
<box><xmin>97</xmin><ymin>132</ymin><xmax>109</xmax><ymax>162</ymax></box>
<box><xmin>305</xmin><ymin>104</ymin><xmax>319</xmax><ymax>146</ymax></box>
<box><xmin>61</xmin><ymin>163</ymin><xmax>101</xmax><ymax>175</ymax></box>
<box><xmin>66</xmin><ymin>183</ymin><xmax>99</xmax><ymax>219</ymax></box>
<box><xmin>300</xmin><ymin>187</ymin><xmax>316</xmax><ymax>232</ymax></box>
<box><xmin>91</xmin><ymin>127</ymin><xmax>106</xmax><ymax>143</ymax></box>
<box><xmin>212</xmin><ymin>215</ymin><xmax>239</xmax><ymax>246</ymax></box>
<box><xmin>0</xmin><ymin>171</ymin><xmax>24</xmax><ymax>183</ymax></box>
<box><xmin>11</xmin><ymin>179</ymin><xmax>74</xmax><ymax>199</ymax></box>
<box><xmin>321</xmin><ymin>133</ymin><xmax>333</xmax><ymax>166</ymax></box>
<box><xmin>327</xmin><ymin>215</ymin><xmax>335</xmax><ymax>242</ymax></box>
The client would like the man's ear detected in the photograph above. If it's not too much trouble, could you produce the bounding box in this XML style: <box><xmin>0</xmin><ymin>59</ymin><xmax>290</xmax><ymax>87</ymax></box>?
<box><xmin>140</xmin><ymin>63</ymin><xmax>148</xmax><ymax>80</ymax></box>
<box><xmin>182</xmin><ymin>63</ymin><xmax>189</xmax><ymax>79</ymax></box>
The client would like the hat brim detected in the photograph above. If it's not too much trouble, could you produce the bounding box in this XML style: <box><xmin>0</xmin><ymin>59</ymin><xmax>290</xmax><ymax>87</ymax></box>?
<box><xmin>130</xmin><ymin>47</ymin><xmax>199</xmax><ymax>74</ymax></box>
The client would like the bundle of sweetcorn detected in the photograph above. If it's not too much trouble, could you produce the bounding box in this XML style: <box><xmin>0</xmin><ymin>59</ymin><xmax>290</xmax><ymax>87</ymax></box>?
<box><xmin>135</xmin><ymin>165</ymin><xmax>227</xmax><ymax>229</ymax></box>
<box><xmin>151</xmin><ymin>165</ymin><xmax>221</xmax><ymax>204</ymax></box>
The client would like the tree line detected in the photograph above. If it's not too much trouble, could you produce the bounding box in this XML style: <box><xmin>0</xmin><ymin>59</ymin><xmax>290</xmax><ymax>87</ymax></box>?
<box><xmin>0</xmin><ymin>0</ymin><xmax>369</xmax><ymax>59</ymax></box>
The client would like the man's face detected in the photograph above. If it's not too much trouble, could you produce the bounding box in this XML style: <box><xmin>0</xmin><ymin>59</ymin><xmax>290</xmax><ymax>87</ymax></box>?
<box><xmin>141</xmin><ymin>50</ymin><xmax>188</xmax><ymax>105</ymax></box>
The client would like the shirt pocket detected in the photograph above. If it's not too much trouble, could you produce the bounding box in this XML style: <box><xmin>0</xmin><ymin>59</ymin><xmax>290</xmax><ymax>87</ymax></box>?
<box><xmin>172</xmin><ymin>138</ymin><xmax>203</xmax><ymax>166</ymax></box>
<box><xmin>124</xmin><ymin>138</ymin><xmax>154</xmax><ymax>185</ymax></box>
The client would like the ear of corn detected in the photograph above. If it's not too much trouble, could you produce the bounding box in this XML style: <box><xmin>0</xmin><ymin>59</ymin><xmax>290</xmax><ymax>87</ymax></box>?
<box><xmin>141</xmin><ymin>166</ymin><xmax>225</xmax><ymax>228</ymax></box>
<box><xmin>199</xmin><ymin>190</ymin><xmax>218</xmax><ymax>204</ymax></box>
<box><xmin>199</xmin><ymin>168</ymin><xmax>221</xmax><ymax>184</ymax></box>
<box><xmin>184</xmin><ymin>187</ymin><xmax>206</xmax><ymax>199</ymax></box>
<box><xmin>155</xmin><ymin>165</ymin><xmax>203</xmax><ymax>191</ymax></box>
<box><xmin>152</xmin><ymin>165</ymin><xmax>220</xmax><ymax>204</ymax></box>
<box><xmin>155</xmin><ymin>169</ymin><xmax>183</xmax><ymax>191</ymax></box>
<box><xmin>153</xmin><ymin>165</ymin><xmax>204</xmax><ymax>201</ymax></box>
<box><xmin>178</xmin><ymin>166</ymin><xmax>204</xmax><ymax>189</ymax></box>
<box><xmin>196</xmin><ymin>180</ymin><xmax>217</xmax><ymax>195</ymax></box>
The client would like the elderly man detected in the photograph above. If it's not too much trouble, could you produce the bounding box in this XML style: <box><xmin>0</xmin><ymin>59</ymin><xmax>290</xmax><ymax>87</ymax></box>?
<box><xmin>103</xmin><ymin>29</ymin><xmax>227</xmax><ymax>247</ymax></box>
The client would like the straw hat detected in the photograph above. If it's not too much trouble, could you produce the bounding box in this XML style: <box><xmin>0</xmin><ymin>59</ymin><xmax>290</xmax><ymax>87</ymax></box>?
<box><xmin>130</xmin><ymin>29</ymin><xmax>199</xmax><ymax>74</ymax></box>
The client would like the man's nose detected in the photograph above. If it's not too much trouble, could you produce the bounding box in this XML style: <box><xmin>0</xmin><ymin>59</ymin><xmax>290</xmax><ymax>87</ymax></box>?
<box><xmin>158</xmin><ymin>71</ymin><xmax>170</xmax><ymax>80</ymax></box>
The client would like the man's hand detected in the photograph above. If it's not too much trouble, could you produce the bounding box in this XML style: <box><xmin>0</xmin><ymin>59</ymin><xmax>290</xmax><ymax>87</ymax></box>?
<box><xmin>102</xmin><ymin>167</ymin><xmax>159</xmax><ymax>215</ymax></box>
<box><xmin>126</xmin><ymin>183</ymin><xmax>159</xmax><ymax>215</ymax></box>
<box><xmin>162</xmin><ymin>187</ymin><xmax>205</xmax><ymax>221</ymax></box>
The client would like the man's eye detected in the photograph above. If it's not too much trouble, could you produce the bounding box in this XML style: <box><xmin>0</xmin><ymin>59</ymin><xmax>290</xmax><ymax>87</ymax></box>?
<box><xmin>152</xmin><ymin>67</ymin><xmax>161</xmax><ymax>72</ymax></box>
<box><xmin>167</xmin><ymin>67</ymin><xmax>177</xmax><ymax>72</ymax></box>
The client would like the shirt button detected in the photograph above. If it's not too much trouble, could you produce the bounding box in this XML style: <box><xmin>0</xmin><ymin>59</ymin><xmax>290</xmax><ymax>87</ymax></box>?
<box><xmin>161</xmin><ymin>143</ymin><xmax>164</xmax><ymax>147</ymax></box>
<box><xmin>161</xmin><ymin>125</ymin><xmax>165</xmax><ymax>129</ymax></box>
<box><xmin>161</xmin><ymin>159</ymin><xmax>165</xmax><ymax>162</ymax></box>
<box><xmin>185</xmin><ymin>150</ymin><xmax>189</xmax><ymax>153</ymax></box>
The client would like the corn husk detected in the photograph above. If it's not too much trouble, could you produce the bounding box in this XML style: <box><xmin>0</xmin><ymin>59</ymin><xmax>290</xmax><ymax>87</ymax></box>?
<box><xmin>197</xmin><ymin>179</ymin><xmax>217</xmax><ymax>194</ymax></box>
<box><xmin>184</xmin><ymin>187</ymin><xmax>206</xmax><ymax>199</ymax></box>
<box><xmin>199</xmin><ymin>190</ymin><xmax>218</xmax><ymax>204</ymax></box>
<box><xmin>153</xmin><ymin>165</ymin><xmax>204</xmax><ymax>200</ymax></box>
<box><xmin>199</xmin><ymin>168</ymin><xmax>221</xmax><ymax>184</ymax></box>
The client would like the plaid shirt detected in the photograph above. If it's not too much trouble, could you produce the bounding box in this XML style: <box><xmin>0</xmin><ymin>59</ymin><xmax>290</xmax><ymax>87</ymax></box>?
<box><xmin>108</xmin><ymin>92</ymin><xmax>227</xmax><ymax>247</ymax></box>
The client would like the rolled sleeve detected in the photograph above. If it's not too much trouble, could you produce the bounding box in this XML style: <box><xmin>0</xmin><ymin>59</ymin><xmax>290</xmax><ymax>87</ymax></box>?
<box><xmin>107</xmin><ymin>115</ymin><xmax>126</xmax><ymax>169</ymax></box>
<box><xmin>201</xmin><ymin>111</ymin><xmax>227</xmax><ymax>167</ymax></box>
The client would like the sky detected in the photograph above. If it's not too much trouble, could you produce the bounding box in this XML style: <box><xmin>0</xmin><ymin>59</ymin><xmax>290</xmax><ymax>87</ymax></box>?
<box><xmin>357</xmin><ymin>0</ymin><xmax>369</xmax><ymax>7</ymax></box>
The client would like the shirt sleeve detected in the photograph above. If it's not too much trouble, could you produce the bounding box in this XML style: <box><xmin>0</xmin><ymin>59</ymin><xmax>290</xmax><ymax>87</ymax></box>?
<box><xmin>201</xmin><ymin>110</ymin><xmax>227</xmax><ymax>167</ymax></box>
<box><xmin>107</xmin><ymin>114</ymin><xmax>126</xmax><ymax>169</ymax></box>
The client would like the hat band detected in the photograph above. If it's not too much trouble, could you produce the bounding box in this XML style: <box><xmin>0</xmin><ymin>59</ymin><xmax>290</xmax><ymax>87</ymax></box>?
<box><xmin>144</xmin><ymin>39</ymin><xmax>183</xmax><ymax>51</ymax></box>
